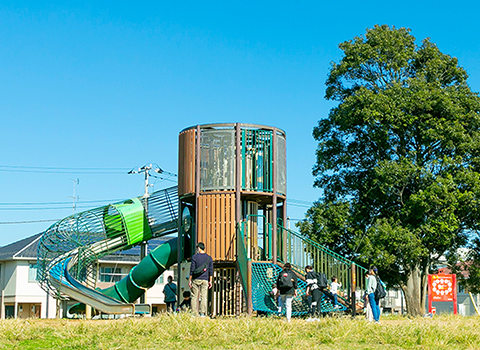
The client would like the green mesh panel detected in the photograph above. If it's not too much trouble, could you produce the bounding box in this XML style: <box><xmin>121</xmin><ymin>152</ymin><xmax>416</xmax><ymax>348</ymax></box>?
<box><xmin>251</xmin><ymin>262</ymin><xmax>346</xmax><ymax>316</ymax></box>
<box><xmin>37</xmin><ymin>186</ymin><xmax>178</xmax><ymax>300</ymax></box>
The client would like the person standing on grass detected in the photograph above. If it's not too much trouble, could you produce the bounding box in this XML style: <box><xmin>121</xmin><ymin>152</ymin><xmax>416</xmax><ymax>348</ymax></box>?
<box><xmin>189</xmin><ymin>242</ymin><xmax>213</xmax><ymax>317</ymax></box>
<box><xmin>366</xmin><ymin>266</ymin><xmax>381</xmax><ymax>323</ymax></box>
<box><xmin>305</xmin><ymin>265</ymin><xmax>322</xmax><ymax>320</ymax></box>
<box><xmin>363</xmin><ymin>271</ymin><xmax>374</xmax><ymax>322</ymax></box>
<box><xmin>163</xmin><ymin>275</ymin><xmax>177</xmax><ymax>311</ymax></box>
<box><xmin>274</xmin><ymin>262</ymin><xmax>298</xmax><ymax>322</ymax></box>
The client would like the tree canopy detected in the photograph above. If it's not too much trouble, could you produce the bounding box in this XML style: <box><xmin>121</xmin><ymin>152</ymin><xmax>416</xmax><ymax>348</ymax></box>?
<box><xmin>298</xmin><ymin>25</ymin><xmax>480</xmax><ymax>315</ymax></box>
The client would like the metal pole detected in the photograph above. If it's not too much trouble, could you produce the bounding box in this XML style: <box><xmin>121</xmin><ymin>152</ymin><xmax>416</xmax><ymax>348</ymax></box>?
<box><xmin>140</xmin><ymin>165</ymin><xmax>151</xmax><ymax>304</ymax></box>
<box><xmin>272</xmin><ymin>128</ymin><xmax>277</xmax><ymax>264</ymax></box>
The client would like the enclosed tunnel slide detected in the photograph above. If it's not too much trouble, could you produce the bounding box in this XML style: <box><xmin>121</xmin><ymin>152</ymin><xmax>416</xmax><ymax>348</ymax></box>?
<box><xmin>37</xmin><ymin>187</ymin><xmax>181</xmax><ymax>315</ymax></box>
<box><xmin>50</xmin><ymin>237</ymin><xmax>178</xmax><ymax>315</ymax></box>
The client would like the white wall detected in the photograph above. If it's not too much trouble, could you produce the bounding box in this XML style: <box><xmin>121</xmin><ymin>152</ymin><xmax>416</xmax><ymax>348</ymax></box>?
<box><xmin>0</xmin><ymin>259</ymin><xmax>57</xmax><ymax>319</ymax></box>
<box><xmin>3</xmin><ymin>261</ymin><xmax>17</xmax><ymax>297</ymax></box>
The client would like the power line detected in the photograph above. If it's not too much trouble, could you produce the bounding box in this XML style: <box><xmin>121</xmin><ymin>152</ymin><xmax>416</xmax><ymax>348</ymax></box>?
<box><xmin>0</xmin><ymin>165</ymin><xmax>129</xmax><ymax>170</ymax></box>
<box><xmin>0</xmin><ymin>199</ymin><xmax>124</xmax><ymax>206</ymax></box>
<box><xmin>0</xmin><ymin>165</ymin><xmax>130</xmax><ymax>175</ymax></box>
<box><xmin>0</xmin><ymin>219</ymin><xmax>60</xmax><ymax>225</ymax></box>
<box><xmin>0</xmin><ymin>205</ymin><xmax>108</xmax><ymax>211</ymax></box>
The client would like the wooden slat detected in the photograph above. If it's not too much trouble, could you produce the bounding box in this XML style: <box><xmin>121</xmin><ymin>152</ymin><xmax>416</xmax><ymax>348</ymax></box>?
<box><xmin>198</xmin><ymin>196</ymin><xmax>204</xmax><ymax>247</ymax></box>
<box><xmin>208</xmin><ymin>195</ymin><xmax>214</xmax><ymax>258</ymax></box>
<box><xmin>197</xmin><ymin>193</ymin><xmax>236</xmax><ymax>261</ymax></box>
<box><xmin>220</xmin><ymin>194</ymin><xmax>225</xmax><ymax>261</ymax></box>
<box><xmin>229</xmin><ymin>194</ymin><xmax>235</xmax><ymax>259</ymax></box>
<box><xmin>215</xmin><ymin>194</ymin><xmax>221</xmax><ymax>258</ymax></box>
<box><xmin>178</xmin><ymin>129</ymin><xmax>196</xmax><ymax>196</ymax></box>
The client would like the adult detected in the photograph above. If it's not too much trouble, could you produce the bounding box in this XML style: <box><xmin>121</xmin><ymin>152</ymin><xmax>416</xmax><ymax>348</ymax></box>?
<box><xmin>305</xmin><ymin>265</ymin><xmax>322</xmax><ymax>320</ymax></box>
<box><xmin>366</xmin><ymin>266</ymin><xmax>381</xmax><ymax>323</ymax></box>
<box><xmin>363</xmin><ymin>271</ymin><xmax>374</xmax><ymax>322</ymax></box>
<box><xmin>188</xmin><ymin>242</ymin><xmax>213</xmax><ymax>317</ymax></box>
<box><xmin>162</xmin><ymin>275</ymin><xmax>177</xmax><ymax>311</ymax></box>
<box><xmin>274</xmin><ymin>262</ymin><xmax>298</xmax><ymax>322</ymax></box>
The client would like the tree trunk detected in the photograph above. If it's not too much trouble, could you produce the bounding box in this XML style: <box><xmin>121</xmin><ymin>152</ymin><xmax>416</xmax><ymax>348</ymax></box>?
<box><xmin>401</xmin><ymin>263</ymin><xmax>426</xmax><ymax>316</ymax></box>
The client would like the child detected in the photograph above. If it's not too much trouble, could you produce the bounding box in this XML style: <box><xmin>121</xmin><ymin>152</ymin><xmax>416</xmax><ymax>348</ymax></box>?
<box><xmin>178</xmin><ymin>291</ymin><xmax>191</xmax><ymax>310</ymax></box>
<box><xmin>330</xmin><ymin>276</ymin><xmax>342</xmax><ymax>308</ymax></box>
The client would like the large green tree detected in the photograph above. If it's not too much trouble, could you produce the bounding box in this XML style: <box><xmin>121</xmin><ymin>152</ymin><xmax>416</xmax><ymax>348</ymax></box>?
<box><xmin>298</xmin><ymin>25</ymin><xmax>480</xmax><ymax>316</ymax></box>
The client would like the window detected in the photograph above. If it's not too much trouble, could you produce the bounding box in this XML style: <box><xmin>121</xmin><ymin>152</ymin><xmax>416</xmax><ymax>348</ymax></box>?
<box><xmin>28</xmin><ymin>264</ymin><xmax>37</xmax><ymax>282</ymax></box>
<box><xmin>98</xmin><ymin>267</ymin><xmax>125</xmax><ymax>283</ymax></box>
<box><xmin>156</xmin><ymin>274</ymin><xmax>164</xmax><ymax>284</ymax></box>
<box><xmin>173</xmin><ymin>267</ymin><xmax>178</xmax><ymax>281</ymax></box>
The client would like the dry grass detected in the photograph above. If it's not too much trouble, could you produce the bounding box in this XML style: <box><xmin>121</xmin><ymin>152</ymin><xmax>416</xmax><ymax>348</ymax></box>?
<box><xmin>0</xmin><ymin>313</ymin><xmax>479</xmax><ymax>349</ymax></box>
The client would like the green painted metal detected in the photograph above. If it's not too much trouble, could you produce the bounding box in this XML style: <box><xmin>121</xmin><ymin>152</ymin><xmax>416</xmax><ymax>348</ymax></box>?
<box><xmin>36</xmin><ymin>187</ymin><xmax>178</xmax><ymax>305</ymax></box>
<box><xmin>241</xmin><ymin>129</ymin><xmax>273</xmax><ymax>193</ymax></box>
<box><xmin>266</xmin><ymin>223</ymin><xmax>272</xmax><ymax>260</ymax></box>
<box><xmin>251</xmin><ymin>262</ymin><xmax>345</xmax><ymax>315</ymax></box>
<box><xmin>237</xmin><ymin>223</ymin><xmax>250</xmax><ymax>289</ymax></box>
<box><xmin>241</xmin><ymin>220</ymin><xmax>367</xmax><ymax>312</ymax></box>
<box><xmin>278</xmin><ymin>225</ymin><xmax>354</xmax><ymax>265</ymax></box>
<box><xmin>104</xmin><ymin>198</ymin><xmax>152</xmax><ymax>246</ymax></box>
<box><xmin>101</xmin><ymin>237</ymin><xmax>178</xmax><ymax>303</ymax></box>
<box><xmin>276</xmin><ymin>224</ymin><xmax>367</xmax><ymax>306</ymax></box>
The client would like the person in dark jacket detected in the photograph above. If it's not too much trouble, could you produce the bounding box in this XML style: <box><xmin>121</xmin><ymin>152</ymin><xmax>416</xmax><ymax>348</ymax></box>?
<box><xmin>305</xmin><ymin>265</ymin><xmax>322</xmax><ymax>320</ymax></box>
<box><xmin>188</xmin><ymin>242</ymin><xmax>213</xmax><ymax>317</ymax></box>
<box><xmin>273</xmin><ymin>262</ymin><xmax>297</xmax><ymax>322</ymax></box>
<box><xmin>162</xmin><ymin>275</ymin><xmax>177</xmax><ymax>311</ymax></box>
<box><xmin>177</xmin><ymin>291</ymin><xmax>191</xmax><ymax>311</ymax></box>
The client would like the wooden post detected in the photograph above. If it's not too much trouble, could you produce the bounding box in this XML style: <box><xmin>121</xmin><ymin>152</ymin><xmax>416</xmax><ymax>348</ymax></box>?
<box><xmin>272</xmin><ymin>128</ymin><xmax>277</xmax><ymax>264</ymax></box>
<box><xmin>351</xmin><ymin>263</ymin><xmax>356</xmax><ymax>317</ymax></box>
<box><xmin>247</xmin><ymin>260</ymin><xmax>253</xmax><ymax>316</ymax></box>
<box><xmin>235</xmin><ymin>123</ymin><xmax>241</xmax><ymax>225</ymax></box>
<box><xmin>195</xmin><ymin>125</ymin><xmax>201</xmax><ymax>249</ymax></box>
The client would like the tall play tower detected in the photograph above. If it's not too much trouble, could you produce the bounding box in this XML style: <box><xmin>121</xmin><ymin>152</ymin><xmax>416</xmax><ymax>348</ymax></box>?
<box><xmin>177</xmin><ymin>123</ymin><xmax>287</xmax><ymax>315</ymax></box>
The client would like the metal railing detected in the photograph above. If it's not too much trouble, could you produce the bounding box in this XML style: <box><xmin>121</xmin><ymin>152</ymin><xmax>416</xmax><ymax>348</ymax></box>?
<box><xmin>236</xmin><ymin>223</ymin><xmax>252</xmax><ymax>314</ymax></box>
<box><xmin>276</xmin><ymin>225</ymin><xmax>367</xmax><ymax>311</ymax></box>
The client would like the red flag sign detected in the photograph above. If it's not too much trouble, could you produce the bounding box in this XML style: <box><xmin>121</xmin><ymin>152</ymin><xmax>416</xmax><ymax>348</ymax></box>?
<box><xmin>429</xmin><ymin>274</ymin><xmax>454</xmax><ymax>301</ymax></box>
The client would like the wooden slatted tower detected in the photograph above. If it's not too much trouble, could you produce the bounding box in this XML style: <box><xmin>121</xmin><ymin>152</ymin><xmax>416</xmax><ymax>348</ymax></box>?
<box><xmin>177</xmin><ymin>123</ymin><xmax>287</xmax><ymax>316</ymax></box>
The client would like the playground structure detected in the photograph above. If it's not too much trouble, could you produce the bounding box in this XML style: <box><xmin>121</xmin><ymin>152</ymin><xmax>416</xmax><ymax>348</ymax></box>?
<box><xmin>36</xmin><ymin>123</ymin><xmax>366</xmax><ymax>318</ymax></box>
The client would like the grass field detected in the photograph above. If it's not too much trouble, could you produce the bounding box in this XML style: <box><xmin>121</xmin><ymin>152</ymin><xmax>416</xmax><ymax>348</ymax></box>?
<box><xmin>0</xmin><ymin>313</ymin><xmax>479</xmax><ymax>349</ymax></box>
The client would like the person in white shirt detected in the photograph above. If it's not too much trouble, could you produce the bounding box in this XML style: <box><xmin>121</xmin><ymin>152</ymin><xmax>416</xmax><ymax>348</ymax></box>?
<box><xmin>330</xmin><ymin>276</ymin><xmax>342</xmax><ymax>308</ymax></box>
<box><xmin>366</xmin><ymin>266</ymin><xmax>380</xmax><ymax>323</ymax></box>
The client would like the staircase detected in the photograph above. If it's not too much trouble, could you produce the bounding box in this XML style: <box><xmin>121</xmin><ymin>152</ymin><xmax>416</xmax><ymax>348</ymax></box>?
<box><xmin>237</xmin><ymin>223</ymin><xmax>367</xmax><ymax>315</ymax></box>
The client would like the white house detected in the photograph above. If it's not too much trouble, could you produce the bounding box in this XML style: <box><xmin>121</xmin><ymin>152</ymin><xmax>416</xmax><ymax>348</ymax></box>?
<box><xmin>0</xmin><ymin>233</ymin><xmax>177</xmax><ymax>319</ymax></box>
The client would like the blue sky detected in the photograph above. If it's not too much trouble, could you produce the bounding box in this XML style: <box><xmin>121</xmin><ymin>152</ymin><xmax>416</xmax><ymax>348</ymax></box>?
<box><xmin>1</xmin><ymin>1</ymin><xmax>480</xmax><ymax>246</ymax></box>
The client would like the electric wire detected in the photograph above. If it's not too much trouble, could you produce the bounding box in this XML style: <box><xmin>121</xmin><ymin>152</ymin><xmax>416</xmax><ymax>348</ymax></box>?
<box><xmin>0</xmin><ymin>165</ymin><xmax>131</xmax><ymax>175</ymax></box>
<box><xmin>0</xmin><ymin>219</ymin><xmax>61</xmax><ymax>225</ymax></box>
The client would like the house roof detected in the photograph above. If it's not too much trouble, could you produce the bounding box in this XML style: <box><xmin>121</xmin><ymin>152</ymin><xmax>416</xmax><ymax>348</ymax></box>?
<box><xmin>438</xmin><ymin>263</ymin><xmax>471</xmax><ymax>279</ymax></box>
<box><xmin>0</xmin><ymin>233</ymin><xmax>43</xmax><ymax>260</ymax></box>
<box><xmin>0</xmin><ymin>233</ymin><xmax>175</xmax><ymax>263</ymax></box>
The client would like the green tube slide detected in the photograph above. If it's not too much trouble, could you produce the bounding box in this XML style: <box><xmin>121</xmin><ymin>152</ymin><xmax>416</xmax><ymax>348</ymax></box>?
<box><xmin>100</xmin><ymin>237</ymin><xmax>178</xmax><ymax>303</ymax></box>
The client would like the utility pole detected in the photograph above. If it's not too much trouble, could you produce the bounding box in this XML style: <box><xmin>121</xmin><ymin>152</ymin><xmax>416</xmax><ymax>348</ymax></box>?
<box><xmin>68</xmin><ymin>178</ymin><xmax>79</xmax><ymax>214</ymax></box>
<box><xmin>128</xmin><ymin>164</ymin><xmax>160</xmax><ymax>304</ymax></box>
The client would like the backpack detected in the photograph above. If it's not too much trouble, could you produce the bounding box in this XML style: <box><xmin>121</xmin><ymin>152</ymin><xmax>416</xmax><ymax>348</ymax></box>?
<box><xmin>278</xmin><ymin>270</ymin><xmax>294</xmax><ymax>289</ymax></box>
<box><xmin>374</xmin><ymin>277</ymin><xmax>386</xmax><ymax>299</ymax></box>
<box><xmin>192</xmin><ymin>261</ymin><xmax>209</xmax><ymax>279</ymax></box>
<box><xmin>317</xmin><ymin>272</ymin><xmax>328</xmax><ymax>289</ymax></box>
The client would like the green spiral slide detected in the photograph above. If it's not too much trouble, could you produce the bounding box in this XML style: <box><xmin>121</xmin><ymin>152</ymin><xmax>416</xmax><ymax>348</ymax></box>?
<box><xmin>37</xmin><ymin>187</ymin><xmax>180</xmax><ymax>315</ymax></box>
